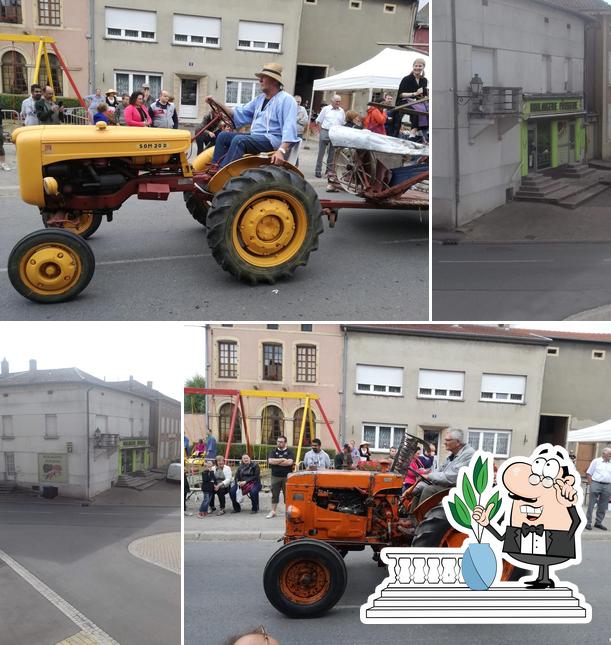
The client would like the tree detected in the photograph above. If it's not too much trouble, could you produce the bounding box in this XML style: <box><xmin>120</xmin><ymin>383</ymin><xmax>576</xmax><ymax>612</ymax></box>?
<box><xmin>184</xmin><ymin>374</ymin><xmax>206</xmax><ymax>414</ymax></box>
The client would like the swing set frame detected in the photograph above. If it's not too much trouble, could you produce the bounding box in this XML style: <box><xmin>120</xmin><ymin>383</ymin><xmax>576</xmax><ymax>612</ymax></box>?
<box><xmin>184</xmin><ymin>387</ymin><xmax>341</xmax><ymax>466</ymax></box>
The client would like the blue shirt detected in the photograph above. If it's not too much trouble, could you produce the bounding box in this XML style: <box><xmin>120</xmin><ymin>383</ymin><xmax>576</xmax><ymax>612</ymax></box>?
<box><xmin>233</xmin><ymin>91</ymin><xmax>299</xmax><ymax>148</ymax></box>
<box><xmin>206</xmin><ymin>435</ymin><xmax>217</xmax><ymax>459</ymax></box>
<box><xmin>93</xmin><ymin>112</ymin><xmax>110</xmax><ymax>124</ymax></box>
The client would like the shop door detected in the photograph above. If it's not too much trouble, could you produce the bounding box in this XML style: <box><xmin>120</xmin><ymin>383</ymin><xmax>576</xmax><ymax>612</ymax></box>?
<box><xmin>134</xmin><ymin>449</ymin><xmax>145</xmax><ymax>472</ymax></box>
<box><xmin>557</xmin><ymin>120</ymin><xmax>570</xmax><ymax>166</ymax></box>
<box><xmin>536</xmin><ymin>121</ymin><xmax>551</xmax><ymax>169</ymax></box>
<box><xmin>569</xmin><ymin>122</ymin><xmax>576</xmax><ymax>164</ymax></box>
<box><xmin>179</xmin><ymin>79</ymin><xmax>198</xmax><ymax>119</ymax></box>
<box><xmin>527</xmin><ymin>125</ymin><xmax>537</xmax><ymax>172</ymax></box>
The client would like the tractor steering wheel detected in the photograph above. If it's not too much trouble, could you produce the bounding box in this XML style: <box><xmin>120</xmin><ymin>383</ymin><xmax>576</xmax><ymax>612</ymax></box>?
<box><xmin>207</xmin><ymin>98</ymin><xmax>235</xmax><ymax>130</ymax></box>
<box><xmin>406</xmin><ymin>465</ymin><xmax>433</xmax><ymax>486</ymax></box>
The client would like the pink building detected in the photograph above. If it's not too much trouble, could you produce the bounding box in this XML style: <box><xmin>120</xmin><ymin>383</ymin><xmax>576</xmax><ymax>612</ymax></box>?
<box><xmin>0</xmin><ymin>0</ymin><xmax>89</xmax><ymax>98</ymax></box>
<box><xmin>206</xmin><ymin>324</ymin><xmax>343</xmax><ymax>451</ymax></box>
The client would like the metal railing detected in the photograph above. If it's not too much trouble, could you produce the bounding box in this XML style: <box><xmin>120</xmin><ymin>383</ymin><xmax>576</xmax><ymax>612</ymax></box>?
<box><xmin>471</xmin><ymin>87</ymin><xmax>521</xmax><ymax>117</ymax></box>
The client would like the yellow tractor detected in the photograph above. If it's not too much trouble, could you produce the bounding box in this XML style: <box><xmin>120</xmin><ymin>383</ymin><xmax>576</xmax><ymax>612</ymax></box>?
<box><xmin>8</xmin><ymin>101</ymin><xmax>323</xmax><ymax>303</ymax></box>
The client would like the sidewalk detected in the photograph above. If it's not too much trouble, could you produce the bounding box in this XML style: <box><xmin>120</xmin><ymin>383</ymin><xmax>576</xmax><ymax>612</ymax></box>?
<box><xmin>128</xmin><ymin>531</ymin><xmax>181</xmax><ymax>574</ymax></box>
<box><xmin>0</xmin><ymin>143</ymin><xmax>19</xmax><ymax>195</ymax></box>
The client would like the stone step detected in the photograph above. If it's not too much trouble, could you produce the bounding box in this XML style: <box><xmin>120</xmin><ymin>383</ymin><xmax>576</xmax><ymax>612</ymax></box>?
<box><xmin>588</xmin><ymin>159</ymin><xmax>611</xmax><ymax>171</ymax></box>
<box><xmin>557</xmin><ymin>181</ymin><xmax>609</xmax><ymax>209</ymax></box>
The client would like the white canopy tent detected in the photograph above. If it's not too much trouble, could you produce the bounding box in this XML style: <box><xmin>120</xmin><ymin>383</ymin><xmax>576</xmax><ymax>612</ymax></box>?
<box><xmin>568</xmin><ymin>420</ymin><xmax>611</xmax><ymax>443</ymax></box>
<box><xmin>312</xmin><ymin>47</ymin><xmax>430</xmax><ymax>93</ymax></box>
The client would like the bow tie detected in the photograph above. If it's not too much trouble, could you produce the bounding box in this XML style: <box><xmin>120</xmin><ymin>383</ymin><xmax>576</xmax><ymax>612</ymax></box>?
<box><xmin>521</xmin><ymin>523</ymin><xmax>544</xmax><ymax>537</ymax></box>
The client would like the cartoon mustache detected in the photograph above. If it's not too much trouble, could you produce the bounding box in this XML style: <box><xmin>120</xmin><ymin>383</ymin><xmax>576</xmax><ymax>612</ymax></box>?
<box><xmin>508</xmin><ymin>492</ymin><xmax>538</xmax><ymax>503</ymax></box>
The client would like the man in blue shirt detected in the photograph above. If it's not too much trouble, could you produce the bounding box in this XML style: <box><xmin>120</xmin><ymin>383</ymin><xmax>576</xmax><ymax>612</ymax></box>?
<box><xmin>205</xmin><ymin>429</ymin><xmax>217</xmax><ymax>460</ymax></box>
<box><xmin>206</xmin><ymin>62</ymin><xmax>299</xmax><ymax>169</ymax></box>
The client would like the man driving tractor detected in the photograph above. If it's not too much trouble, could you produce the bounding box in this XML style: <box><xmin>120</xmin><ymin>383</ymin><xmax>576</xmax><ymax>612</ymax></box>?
<box><xmin>202</xmin><ymin>62</ymin><xmax>299</xmax><ymax>170</ymax></box>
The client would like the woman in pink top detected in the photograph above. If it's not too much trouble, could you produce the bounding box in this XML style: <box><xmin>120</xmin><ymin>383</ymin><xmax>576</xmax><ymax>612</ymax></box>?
<box><xmin>402</xmin><ymin>448</ymin><xmax>429</xmax><ymax>493</ymax></box>
<box><xmin>124</xmin><ymin>91</ymin><xmax>151</xmax><ymax>127</ymax></box>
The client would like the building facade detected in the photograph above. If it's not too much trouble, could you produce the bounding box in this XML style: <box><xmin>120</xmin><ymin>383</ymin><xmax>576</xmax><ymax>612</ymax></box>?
<box><xmin>433</xmin><ymin>0</ymin><xmax>588</xmax><ymax>228</ymax></box>
<box><xmin>109</xmin><ymin>377</ymin><xmax>181</xmax><ymax>469</ymax></box>
<box><xmin>0</xmin><ymin>361</ymin><xmax>150</xmax><ymax>498</ymax></box>
<box><xmin>206</xmin><ymin>324</ymin><xmax>343</xmax><ymax>450</ymax></box>
<box><xmin>92</xmin><ymin>0</ymin><xmax>302</xmax><ymax>124</ymax></box>
<box><xmin>0</xmin><ymin>0</ymin><xmax>89</xmax><ymax>98</ymax></box>
<box><xmin>537</xmin><ymin>330</ymin><xmax>611</xmax><ymax>472</ymax></box>
<box><xmin>343</xmin><ymin>325</ymin><xmax>549</xmax><ymax>463</ymax></box>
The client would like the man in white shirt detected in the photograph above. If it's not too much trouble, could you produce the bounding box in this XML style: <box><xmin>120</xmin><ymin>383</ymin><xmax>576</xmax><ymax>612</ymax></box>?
<box><xmin>585</xmin><ymin>448</ymin><xmax>611</xmax><ymax>530</ymax></box>
<box><xmin>303</xmin><ymin>438</ymin><xmax>331</xmax><ymax>471</ymax></box>
<box><xmin>20</xmin><ymin>84</ymin><xmax>42</xmax><ymax>126</ymax></box>
<box><xmin>314</xmin><ymin>94</ymin><xmax>345</xmax><ymax>190</ymax></box>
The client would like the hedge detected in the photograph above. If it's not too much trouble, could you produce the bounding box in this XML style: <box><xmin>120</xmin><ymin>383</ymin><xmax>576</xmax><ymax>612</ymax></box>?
<box><xmin>1</xmin><ymin>94</ymin><xmax>82</xmax><ymax>111</ymax></box>
<box><xmin>215</xmin><ymin>442</ymin><xmax>337</xmax><ymax>461</ymax></box>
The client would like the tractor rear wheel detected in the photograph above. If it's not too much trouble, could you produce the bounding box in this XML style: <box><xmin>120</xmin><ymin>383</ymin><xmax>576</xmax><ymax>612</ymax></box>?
<box><xmin>263</xmin><ymin>539</ymin><xmax>347</xmax><ymax>617</ymax></box>
<box><xmin>8</xmin><ymin>229</ymin><xmax>95</xmax><ymax>303</ymax></box>
<box><xmin>42</xmin><ymin>210</ymin><xmax>103</xmax><ymax>239</ymax></box>
<box><xmin>183</xmin><ymin>192</ymin><xmax>208</xmax><ymax>227</ymax></box>
<box><xmin>206</xmin><ymin>166</ymin><xmax>323</xmax><ymax>284</ymax></box>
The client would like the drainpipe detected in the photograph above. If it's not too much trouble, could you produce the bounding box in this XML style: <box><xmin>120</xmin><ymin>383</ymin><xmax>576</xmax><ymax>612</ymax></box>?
<box><xmin>205</xmin><ymin>325</ymin><xmax>211</xmax><ymax>431</ymax></box>
<box><xmin>89</xmin><ymin>0</ymin><xmax>96</xmax><ymax>93</ymax></box>
<box><xmin>86</xmin><ymin>386</ymin><xmax>94</xmax><ymax>500</ymax></box>
<box><xmin>451</xmin><ymin>0</ymin><xmax>460</xmax><ymax>229</ymax></box>
<box><xmin>341</xmin><ymin>328</ymin><xmax>348</xmax><ymax>445</ymax></box>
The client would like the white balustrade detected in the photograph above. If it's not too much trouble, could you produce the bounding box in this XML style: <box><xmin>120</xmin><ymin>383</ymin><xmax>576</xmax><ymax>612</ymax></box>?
<box><xmin>382</xmin><ymin>548</ymin><xmax>465</xmax><ymax>587</ymax></box>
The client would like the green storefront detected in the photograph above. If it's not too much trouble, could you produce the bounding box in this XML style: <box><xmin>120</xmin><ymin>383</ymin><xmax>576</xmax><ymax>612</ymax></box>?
<box><xmin>118</xmin><ymin>438</ymin><xmax>150</xmax><ymax>474</ymax></box>
<box><xmin>520</xmin><ymin>95</ymin><xmax>586</xmax><ymax>176</ymax></box>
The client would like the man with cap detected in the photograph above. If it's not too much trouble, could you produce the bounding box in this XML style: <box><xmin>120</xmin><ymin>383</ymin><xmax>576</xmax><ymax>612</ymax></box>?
<box><xmin>205</xmin><ymin>62</ymin><xmax>299</xmax><ymax>169</ymax></box>
<box><xmin>141</xmin><ymin>83</ymin><xmax>154</xmax><ymax>109</ymax></box>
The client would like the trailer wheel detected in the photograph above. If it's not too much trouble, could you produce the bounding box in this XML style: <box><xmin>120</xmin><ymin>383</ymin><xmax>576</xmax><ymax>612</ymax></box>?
<box><xmin>42</xmin><ymin>210</ymin><xmax>103</xmax><ymax>239</ymax></box>
<box><xmin>207</xmin><ymin>166</ymin><xmax>323</xmax><ymax>284</ymax></box>
<box><xmin>263</xmin><ymin>539</ymin><xmax>347</xmax><ymax>618</ymax></box>
<box><xmin>183</xmin><ymin>193</ymin><xmax>208</xmax><ymax>227</ymax></box>
<box><xmin>8</xmin><ymin>229</ymin><xmax>95</xmax><ymax>303</ymax></box>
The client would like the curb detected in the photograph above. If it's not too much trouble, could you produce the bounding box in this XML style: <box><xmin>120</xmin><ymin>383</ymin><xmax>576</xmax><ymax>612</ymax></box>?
<box><xmin>184</xmin><ymin>530</ymin><xmax>283</xmax><ymax>542</ymax></box>
<box><xmin>564</xmin><ymin>303</ymin><xmax>611</xmax><ymax>321</ymax></box>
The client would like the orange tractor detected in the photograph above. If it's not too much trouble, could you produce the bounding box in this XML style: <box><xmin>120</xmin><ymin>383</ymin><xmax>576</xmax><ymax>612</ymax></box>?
<box><xmin>263</xmin><ymin>433</ymin><xmax>522</xmax><ymax>617</ymax></box>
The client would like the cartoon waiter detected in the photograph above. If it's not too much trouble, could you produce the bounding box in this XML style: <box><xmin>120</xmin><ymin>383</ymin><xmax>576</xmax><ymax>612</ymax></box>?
<box><xmin>472</xmin><ymin>445</ymin><xmax>583</xmax><ymax>589</ymax></box>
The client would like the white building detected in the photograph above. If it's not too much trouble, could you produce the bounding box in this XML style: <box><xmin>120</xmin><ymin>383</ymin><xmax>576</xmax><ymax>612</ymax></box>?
<box><xmin>0</xmin><ymin>360</ymin><xmax>151</xmax><ymax>499</ymax></box>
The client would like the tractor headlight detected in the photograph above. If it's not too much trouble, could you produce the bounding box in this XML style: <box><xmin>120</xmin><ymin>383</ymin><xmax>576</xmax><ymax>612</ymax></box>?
<box><xmin>43</xmin><ymin>177</ymin><xmax>59</xmax><ymax>196</ymax></box>
<box><xmin>286</xmin><ymin>505</ymin><xmax>302</xmax><ymax>521</ymax></box>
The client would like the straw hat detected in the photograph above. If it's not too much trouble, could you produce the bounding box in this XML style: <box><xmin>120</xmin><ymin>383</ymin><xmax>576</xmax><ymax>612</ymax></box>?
<box><xmin>360</xmin><ymin>440</ymin><xmax>370</xmax><ymax>446</ymax></box>
<box><xmin>255</xmin><ymin>62</ymin><xmax>283</xmax><ymax>84</ymax></box>
<box><xmin>105</xmin><ymin>88</ymin><xmax>117</xmax><ymax>95</ymax></box>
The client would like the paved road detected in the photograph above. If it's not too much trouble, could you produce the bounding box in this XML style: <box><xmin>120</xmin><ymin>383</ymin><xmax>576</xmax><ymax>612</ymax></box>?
<box><xmin>0</xmin><ymin>193</ymin><xmax>428</xmax><ymax>320</ymax></box>
<box><xmin>433</xmin><ymin>241</ymin><xmax>611</xmax><ymax>320</ymax></box>
<box><xmin>185</xmin><ymin>539</ymin><xmax>610</xmax><ymax>645</ymax></box>
<box><xmin>0</xmin><ymin>496</ymin><xmax>180</xmax><ymax>645</ymax></box>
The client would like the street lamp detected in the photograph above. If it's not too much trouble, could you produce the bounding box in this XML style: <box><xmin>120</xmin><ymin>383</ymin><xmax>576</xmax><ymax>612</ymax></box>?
<box><xmin>457</xmin><ymin>74</ymin><xmax>485</xmax><ymax>106</ymax></box>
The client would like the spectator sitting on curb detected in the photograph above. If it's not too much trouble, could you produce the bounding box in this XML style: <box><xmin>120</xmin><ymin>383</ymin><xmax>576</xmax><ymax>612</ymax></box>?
<box><xmin>230</xmin><ymin>454</ymin><xmax>262</xmax><ymax>514</ymax></box>
<box><xmin>303</xmin><ymin>438</ymin><xmax>331</xmax><ymax>470</ymax></box>
<box><xmin>210</xmin><ymin>455</ymin><xmax>232</xmax><ymax>516</ymax></box>
<box><xmin>198</xmin><ymin>460</ymin><xmax>216</xmax><ymax>518</ymax></box>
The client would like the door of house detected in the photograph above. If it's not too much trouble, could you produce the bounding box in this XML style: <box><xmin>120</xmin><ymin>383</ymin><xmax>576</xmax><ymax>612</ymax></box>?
<box><xmin>536</xmin><ymin>121</ymin><xmax>551</xmax><ymax>169</ymax></box>
<box><xmin>568</xmin><ymin>122</ymin><xmax>576</xmax><ymax>164</ymax></box>
<box><xmin>179</xmin><ymin>78</ymin><xmax>198</xmax><ymax>119</ymax></box>
<box><xmin>557</xmin><ymin>120</ymin><xmax>570</xmax><ymax>166</ymax></box>
<box><xmin>576</xmin><ymin>442</ymin><xmax>596</xmax><ymax>478</ymax></box>
<box><xmin>527</xmin><ymin>124</ymin><xmax>537</xmax><ymax>172</ymax></box>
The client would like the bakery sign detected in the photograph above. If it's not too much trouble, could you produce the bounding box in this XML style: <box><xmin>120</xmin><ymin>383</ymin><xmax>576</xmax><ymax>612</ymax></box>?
<box><xmin>38</xmin><ymin>453</ymin><xmax>68</xmax><ymax>483</ymax></box>
<box><xmin>528</xmin><ymin>99</ymin><xmax>582</xmax><ymax>115</ymax></box>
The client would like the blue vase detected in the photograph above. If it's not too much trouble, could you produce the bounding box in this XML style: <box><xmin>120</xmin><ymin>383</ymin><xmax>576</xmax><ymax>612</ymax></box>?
<box><xmin>462</xmin><ymin>542</ymin><xmax>497</xmax><ymax>590</ymax></box>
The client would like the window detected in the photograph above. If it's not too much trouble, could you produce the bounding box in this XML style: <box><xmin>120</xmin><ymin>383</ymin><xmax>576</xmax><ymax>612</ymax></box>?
<box><xmin>356</xmin><ymin>365</ymin><xmax>403</xmax><ymax>396</ymax></box>
<box><xmin>296</xmin><ymin>345</ymin><xmax>316</xmax><ymax>383</ymax></box>
<box><xmin>304</xmin><ymin>0</ymin><xmax>317</xmax><ymax>4</ymax></box>
<box><xmin>480</xmin><ymin>373</ymin><xmax>526</xmax><ymax>403</ymax></box>
<box><xmin>237</xmin><ymin>20</ymin><xmax>283</xmax><ymax>52</ymax></box>
<box><xmin>301</xmin><ymin>324</ymin><xmax>312</xmax><ymax>332</ymax></box>
<box><xmin>115</xmin><ymin>71</ymin><xmax>162</xmax><ymax>98</ymax></box>
<box><xmin>1</xmin><ymin>50</ymin><xmax>27</xmax><ymax>94</ymax></box>
<box><xmin>105</xmin><ymin>8</ymin><xmax>156</xmax><ymax>41</ymax></box>
<box><xmin>173</xmin><ymin>14</ymin><xmax>221</xmax><ymax>48</ymax></box>
<box><xmin>1</xmin><ymin>415</ymin><xmax>13</xmax><ymax>438</ymax></box>
<box><xmin>38</xmin><ymin>0</ymin><xmax>60</xmax><ymax>26</ymax></box>
<box><xmin>263</xmin><ymin>343</ymin><xmax>283</xmax><ymax>381</ymax></box>
<box><xmin>219</xmin><ymin>403</ymin><xmax>242</xmax><ymax>442</ymax></box>
<box><xmin>349</xmin><ymin>1</ymin><xmax>362</xmax><ymax>9</ymax></box>
<box><xmin>261</xmin><ymin>405</ymin><xmax>284</xmax><ymax>444</ymax></box>
<box><xmin>267</xmin><ymin>324</ymin><xmax>279</xmax><ymax>330</ymax></box>
<box><xmin>4</xmin><ymin>452</ymin><xmax>15</xmax><ymax>476</ymax></box>
<box><xmin>293</xmin><ymin>408</ymin><xmax>316</xmax><ymax>446</ymax></box>
<box><xmin>225</xmin><ymin>78</ymin><xmax>258</xmax><ymax>105</ymax></box>
<box><xmin>363</xmin><ymin>424</ymin><xmax>406</xmax><ymax>451</ymax></box>
<box><xmin>45</xmin><ymin>414</ymin><xmax>58</xmax><ymax>439</ymax></box>
<box><xmin>0</xmin><ymin>0</ymin><xmax>22</xmax><ymax>23</ymax></box>
<box><xmin>384</xmin><ymin>3</ymin><xmax>397</xmax><ymax>12</ymax></box>
<box><xmin>39</xmin><ymin>52</ymin><xmax>63</xmax><ymax>95</ymax></box>
<box><xmin>468</xmin><ymin>430</ymin><xmax>511</xmax><ymax>458</ymax></box>
<box><xmin>218</xmin><ymin>341</ymin><xmax>238</xmax><ymax>379</ymax></box>
<box><xmin>592</xmin><ymin>350</ymin><xmax>606</xmax><ymax>360</ymax></box>
<box><xmin>547</xmin><ymin>347</ymin><xmax>559</xmax><ymax>356</ymax></box>
<box><xmin>418</xmin><ymin>369</ymin><xmax>464</xmax><ymax>400</ymax></box>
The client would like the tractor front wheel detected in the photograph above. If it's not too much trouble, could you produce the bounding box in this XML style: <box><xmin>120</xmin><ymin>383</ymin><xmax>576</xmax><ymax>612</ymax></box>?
<box><xmin>206</xmin><ymin>166</ymin><xmax>323</xmax><ymax>284</ymax></box>
<box><xmin>263</xmin><ymin>539</ymin><xmax>347</xmax><ymax>618</ymax></box>
<box><xmin>42</xmin><ymin>210</ymin><xmax>103</xmax><ymax>239</ymax></box>
<box><xmin>8</xmin><ymin>229</ymin><xmax>95</xmax><ymax>303</ymax></box>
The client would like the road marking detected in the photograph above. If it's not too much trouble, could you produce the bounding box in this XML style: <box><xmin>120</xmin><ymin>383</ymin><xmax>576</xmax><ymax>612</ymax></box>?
<box><xmin>379</xmin><ymin>238</ymin><xmax>428</xmax><ymax>245</ymax></box>
<box><xmin>0</xmin><ymin>509</ymin><xmax>53</xmax><ymax>514</ymax></box>
<box><xmin>0</xmin><ymin>253</ymin><xmax>208</xmax><ymax>274</ymax></box>
<box><xmin>0</xmin><ymin>547</ymin><xmax>119</xmax><ymax>645</ymax></box>
<box><xmin>437</xmin><ymin>259</ymin><xmax>554</xmax><ymax>264</ymax></box>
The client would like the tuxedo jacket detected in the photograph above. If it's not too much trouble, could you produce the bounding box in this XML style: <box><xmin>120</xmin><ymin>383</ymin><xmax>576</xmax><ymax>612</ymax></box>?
<box><xmin>485</xmin><ymin>505</ymin><xmax>580</xmax><ymax>559</ymax></box>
